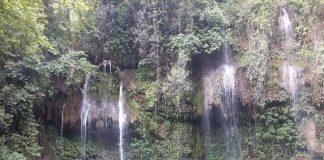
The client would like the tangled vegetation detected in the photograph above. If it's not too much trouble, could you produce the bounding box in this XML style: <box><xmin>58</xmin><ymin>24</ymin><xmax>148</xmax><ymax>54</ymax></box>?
<box><xmin>0</xmin><ymin>0</ymin><xmax>323</xmax><ymax>159</ymax></box>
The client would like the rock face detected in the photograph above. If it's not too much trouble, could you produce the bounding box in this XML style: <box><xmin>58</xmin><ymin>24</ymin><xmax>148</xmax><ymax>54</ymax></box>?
<box><xmin>304</xmin><ymin>120</ymin><xmax>324</xmax><ymax>155</ymax></box>
<box><xmin>203</xmin><ymin>67</ymin><xmax>223</xmax><ymax>109</ymax></box>
<box><xmin>119</xmin><ymin>69</ymin><xmax>136</xmax><ymax>90</ymax></box>
<box><xmin>40</xmin><ymin>88</ymin><xmax>137</xmax><ymax>134</ymax></box>
<box><xmin>237</xmin><ymin>68</ymin><xmax>254</xmax><ymax>108</ymax></box>
<box><xmin>63</xmin><ymin>92</ymin><xmax>82</xmax><ymax>128</ymax></box>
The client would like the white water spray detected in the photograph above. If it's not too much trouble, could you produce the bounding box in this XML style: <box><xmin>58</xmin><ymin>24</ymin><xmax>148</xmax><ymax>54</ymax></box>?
<box><xmin>222</xmin><ymin>65</ymin><xmax>241</xmax><ymax>160</ymax></box>
<box><xmin>118</xmin><ymin>83</ymin><xmax>126</xmax><ymax>160</ymax></box>
<box><xmin>103</xmin><ymin>60</ymin><xmax>112</xmax><ymax>74</ymax></box>
<box><xmin>80</xmin><ymin>74</ymin><xmax>91</xmax><ymax>160</ymax></box>
<box><xmin>108</xmin><ymin>60</ymin><xmax>112</xmax><ymax>74</ymax></box>
<box><xmin>283</xmin><ymin>62</ymin><xmax>298</xmax><ymax>102</ymax></box>
<box><xmin>223</xmin><ymin>65</ymin><xmax>235</xmax><ymax>111</ymax></box>
<box><xmin>279</xmin><ymin>8</ymin><xmax>293</xmax><ymax>50</ymax></box>
<box><xmin>279</xmin><ymin>8</ymin><xmax>299</xmax><ymax>101</ymax></box>
<box><xmin>103</xmin><ymin>60</ymin><xmax>108</xmax><ymax>73</ymax></box>
<box><xmin>202</xmin><ymin>72</ymin><xmax>213</xmax><ymax>137</ymax></box>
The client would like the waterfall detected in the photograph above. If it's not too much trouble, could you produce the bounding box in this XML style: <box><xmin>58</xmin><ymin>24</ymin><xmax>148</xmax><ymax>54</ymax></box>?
<box><xmin>108</xmin><ymin>60</ymin><xmax>112</xmax><ymax>74</ymax></box>
<box><xmin>103</xmin><ymin>60</ymin><xmax>112</xmax><ymax>74</ymax></box>
<box><xmin>221</xmin><ymin>41</ymin><xmax>241</xmax><ymax>159</ymax></box>
<box><xmin>60</xmin><ymin>103</ymin><xmax>65</xmax><ymax>159</ymax></box>
<box><xmin>279</xmin><ymin>8</ymin><xmax>293</xmax><ymax>50</ymax></box>
<box><xmin>61</xmin><ymin>103</ymin><xmax>65</xmax><ymax>137</ymax></box>
<box><xmin>103</xmin><ymin>60</ymin><xmax>108</xmax><ymax>73</ymax></box>
<box><xmin>80</xmin><ymin>74</ymin><xmax>91</xmax><ymax>160</ymax></box>
<box><xmin>279</xmin><ymin>8</ymin><xmax>299</xmax><ymax>102</ymax></box>
<box><xmin>222</xmin><ymin>65</ymin><xmax>241</xmax><ymax>159</ymax></box>
<box><xmin>283</xmin><ymin>62</ymin><xmax>298</xmax><ymax>103</ymax></box>
<box><xmin>222</xmin><ymin>41</ymin><xmax>230</xmax><ymax>64</ymax></box>
<box><xmin>118</xmin><ymin>83</ymin><xmax>126</xmax><ymax>160</ymax></box>
<box><xmin>223</xmin><ymin>66</ymin><xmax>235</xmax><ymax>114</ymax></box>
<box><xmin>202</xmin><ymin>81</ymin><xmax>211</xmax><ymax>134</ymax></box>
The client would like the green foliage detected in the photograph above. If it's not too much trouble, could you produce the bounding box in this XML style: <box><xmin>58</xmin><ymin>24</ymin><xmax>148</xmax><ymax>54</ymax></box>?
<box><xmin>44</xmin><ymin>0</ymin><xmax>96</xmax><ymax>52</ymax></box>
<box><xmin>163</xmin><ymin>49</ymin><xmax>192</xmax><ymax>106</ymax></box>
<box><xmin>0</xmin><ymin>0</ymin><xmax>50</xmax><ymax>62</ymax></box>
<box><xmin>129</xmin><ymin>121</ymin><xmax>192</xmax><ymax>160</ymax></box>
<box><xmin>128</xmin><ymin>138</ymin><xmax>155</xmax><ymax>160</ymax></box>
<box><xmin>170</xmin><ymin>34</ymin><xmax>202</xmax><ymax>54</ymax></box>
<box><xmin>135</xmin><ymin>0</ymin><xmax>227</xmax><ymax>110</ymax></box>
<box><xmin>42</xmin><ymin>126</ymin><xmax>101</xmax><ymax>160</ymax></box>
<box><xmin>145</xmin><ymin>82</ymin><xmax>158</xmax><ymax>109</ymax></box>
<box><xmin>203</xmin><ymin>129</ymin><xmax>226</xmax><ymax>160</ymax></box>
<box><xmin>91</xmin><ymin>0</ymin><xmax>136</xmax><ymax>61</ymax></box>
<box><xmin>45</xmin><ymin>50</ymin><xmax>95</xmax><ymax>86</ymax></box>
<box><xmin>128</xmin><ymin>81</ymin><xmax>157</xmax><ymax>111</ymax></box>
<box><xmin>254</xmin><ymin>107</ymin><xmax>297</xmax><ymax>159</ymax></box>
<box><xmin>241</xmin><ymin>32</ymin><xmax>270</xmax><ymax>107</ymax></box>
<box><xmin>0</xmin><ymin>0</ymin><xmax>323</xmax><ymax>159</ymax></box>
<box><xmin>0</xmin><ymin>84</ymin><xmax>42</xmax><ymax>159</ymax></box>
<box><xmin>0</xmin><ymin>107</ymin><xmax>12</xmax><ymax>133</ymax></box>
<box><xmin>288</xmin><ymin>0</ymin><xmax>323</xmax><ymax>23</ymax></box>
<box><xmin>134</xmin><ymin>112</ymin><xmax>159</xmax><ymax>138</ymax></box>
<box><xmin>224</xmin><ymin>0</ymin><xmax>274</xmax><ymax>107</ymax></box>
<box><xmin>0</xmin><ymin>0</ymin><xmax>95</xmax><ymax>158</ymax></box>
<box><xmin>135</xmin><ymin>65</ymin><xmax>156</xmax><ymax>81</ymax></box>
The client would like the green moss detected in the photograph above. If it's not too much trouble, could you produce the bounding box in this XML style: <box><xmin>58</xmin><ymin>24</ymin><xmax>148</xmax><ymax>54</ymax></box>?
<box><xmin>271</xmin><ymin>59</ymin><xmax>283</xmax><ymax>71</ymax></box>
<box><xmin>192</xmin><ymin>87</ymin><xmax>204</xmax><ymax>117</ymax></box>
<box><xmin>89</xmin><ymin>72</ymin><xmax>119</xmax><ymax>103</ymax></box>
<box><xmin>192</xmin><ymin>127</ymin><xmax>203</xmax><ymax>160</ymax></box>
<box><xmin>42</xmin><ymin>126</ymin><xmax>102</xmax><ymax>160</ymax></box>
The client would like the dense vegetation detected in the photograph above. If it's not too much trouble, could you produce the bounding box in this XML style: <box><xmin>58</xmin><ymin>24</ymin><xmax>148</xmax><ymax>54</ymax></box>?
<box><xmin>0</xmin><ymin>0</ymin><xmax>323</xmax><ymax>159</ymax></box>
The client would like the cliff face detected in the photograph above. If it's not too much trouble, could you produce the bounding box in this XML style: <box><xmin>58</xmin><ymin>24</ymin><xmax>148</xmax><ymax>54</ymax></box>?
<box><xmin>37</xmin><ymin>1</ymin><xmax>324</xmax><ymax>159</ymax></box>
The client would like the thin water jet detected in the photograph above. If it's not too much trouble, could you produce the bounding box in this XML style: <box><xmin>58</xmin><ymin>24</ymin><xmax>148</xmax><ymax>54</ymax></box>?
<box><xmin>103</xmin><ymin>60</ymin><xmax>108</xmax><ymax>73</ymax></box>
<box><xmin>108</xmin><ymin>60</ymin><xmax>112</xmax><ymax>74</ymax></box>
<box><xmin>60</xmin><ymin>103</ymin><xmax>65</xmax><ymax>159</ymax></box>
<box><xmin>202</xmin><ymin>73</ymin><xmax>212</xmax><ymax>135</ymax></box>
<box><xmin>80</xmin><ymin>74</ymin><xmax>91</xmax><ymax>160</ymax></box>
<box><xmin>118</xmin><ymin>83</ymin><xmax>126</xmax><ymax>160</ymax></box>
<box><xmin>222</xmin><ymin>41</ymin><xmax>231</xmax><ymax>64</ymax></box>
<box><xmin>61</xmin><ymin>103</ymin><xmax>65</xmax><ymax>137</ymax></box>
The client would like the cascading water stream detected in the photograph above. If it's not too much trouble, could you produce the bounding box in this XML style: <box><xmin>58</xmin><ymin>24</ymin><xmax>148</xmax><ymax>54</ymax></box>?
<box><xmin>103</xmin><ymin>60</ymin><xmax>112</xmax><ymax>74</ymax></box>
<box><xmin>60</xmin><ymin>103</ymin><xmax>65</xmax><ymax>159</ymax></box>
<box><xmin>223</xmin><ymin>41</ymin><xmax>230</xmax><ymax>64</ymax></box>
<box><xmin>221</xmin><ymin>41</ymin><xmax>241</xmax><ymax>159</ymax></box>
<box><xmin>103</xmin><ymin>60</ymin><xmax>108</xmax><ymax>73</ymax></box>
<box><xmin>118</xmin><ymin>83</ymin><xmax>126</xmax><ymax>160</ymax></box>
<box><xmin>283</xmin><ymin>62</ymin><xmax>298</xmax><ymax>103</ymax></box>
<box><xmin>279</xmin><ymin>8</ymin><xmax>293</xmax><ymax>50</ymax></box>
<box><xmin>279</xmin><ymin>8</ymin><xmax>299</xmax><ymax>102</ymax></box>
<box><xmin>222</xmin><ymin>65</ymin><xmax>241</xmax><ymax>160</ymax></box>
<box><xmin>108</xmin><ymin>60</ymin><xmax>112</xmax><ymax>74</ymax></box>
<box><xmin>202</xmin><ymin>81</ymin><xmax>211</xmax><ymax>135</ymax></box>
<box><xmin>80</xmin><ymin>74</ymin><xmax>91</xmax><ymax>160</ymax></box>
<box><xmin>61</xmin><ymin>103</ymin><xmax>65</xmax><ymax>137</ymax></box>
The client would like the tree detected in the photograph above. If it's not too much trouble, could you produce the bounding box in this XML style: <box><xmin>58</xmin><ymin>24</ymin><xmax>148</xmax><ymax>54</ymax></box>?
<box><xmin>0</xmin><ymin>1</ymin><xmax>94</xmax><ymax>158</ymax></box>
